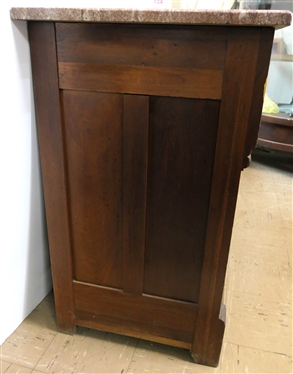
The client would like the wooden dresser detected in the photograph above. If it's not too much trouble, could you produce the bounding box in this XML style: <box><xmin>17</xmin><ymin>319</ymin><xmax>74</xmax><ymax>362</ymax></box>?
<box><xmin>10</xmin><ymin>7</ymin><xmax>292</xmax><ymax>367</ymax></box>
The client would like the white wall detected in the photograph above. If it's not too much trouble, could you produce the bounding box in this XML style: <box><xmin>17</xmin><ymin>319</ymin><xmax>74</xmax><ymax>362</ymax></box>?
<box><xmin>266</xmin><ymin>26</ymin><xmax>293</xmax><ymax>104</ymax></box>
<box><xmin>0</xmin><ymin>1</ymin><xmax>50</xmax><ymax>345</ymax></box>
<box><xmin>0</xmin><ymin>0</ymin><xmax>177</xmax><ymax>346</ymax></box>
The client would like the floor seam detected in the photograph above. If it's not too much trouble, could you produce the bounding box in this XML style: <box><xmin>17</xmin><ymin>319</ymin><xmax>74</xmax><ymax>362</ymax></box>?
<box><xmin>222</xmin><ymin>341</ymin><xmax>293</xmax><ymax>358</ymax></box>
<box><xmin>125</xmin><ymin>338</ymin><xmax>140</xmax><ymax>374</ymax></box>
<box><xmin>30</xmin><ymin>329</ymin><xmax>59</xmax><ymax>373</ymax></box>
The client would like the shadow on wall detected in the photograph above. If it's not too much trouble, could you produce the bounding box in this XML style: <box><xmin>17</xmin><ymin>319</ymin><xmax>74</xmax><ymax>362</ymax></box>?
<box><xmin>11</xmin><ymin>19</ymin><xmax>52</xmax><ymax>317</ymax></box>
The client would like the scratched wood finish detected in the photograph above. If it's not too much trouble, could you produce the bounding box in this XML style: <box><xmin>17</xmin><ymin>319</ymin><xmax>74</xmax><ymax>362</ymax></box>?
<box><xmin>28</xmin><ymin>21</ymin><xmax>275</xmax><ymax>367</ymax></box>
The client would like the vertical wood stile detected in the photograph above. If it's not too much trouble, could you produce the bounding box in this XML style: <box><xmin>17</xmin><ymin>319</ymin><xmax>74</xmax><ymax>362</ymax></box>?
<box><xmin>123</xmin><ymin>95</ymin><xmax>149</xmax><ymax>294</ymax></box>
<box><xmin>243</xmin><ymin>27</ymin><xmax>275</xmax><ymax>168</ymax></box>
<box><xmin>28</xmin><ymin>22</ymin><xmax>75</xmax><ymax>333</ymax></box>
<box><xmin>192</xmin><ymin>27</ymin><xmax>272</xmax><ymax>366</ymax></box>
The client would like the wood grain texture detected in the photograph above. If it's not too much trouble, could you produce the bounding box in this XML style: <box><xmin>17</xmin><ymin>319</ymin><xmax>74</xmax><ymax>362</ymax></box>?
<box><xmin>76</xmin><ymin>318</ymin><xmax>192</xmax><ymax>350</ymax></box>
<box><xmin>56</xmin><ymin>23</ymin><xmax>228</xmax><ymax>70</ymax></box>
<box><xmin>192</xmin><ymin>27</ymin><xmax>266</xmax><ymax>367</ymax></box>
<box><xmin>58</xmin><ymin>62</ymin><xmax>223</xmax><ymax>99</ymax></box>
<box><xmin>144</xmin><ymin>97</ymin><xmax>220</xmax><ymax>303</ymax></box>
<box><xmin>27</xmin><ymin>22</ymin><xmax>75</xmax><ymax>333</ymax></box>
<box><xmin>62</xmin><ymin>90</ymin><xmax>123</xmax><ymax>289</ymax></box>
<box><xmin>243</xmin><ymin>27</ymin><xmax>275</xmax><ymax>168</ymax></box>
<box><xmin>123</xmin><ymin>95</ymin><xmax>149</xmax><ymax>294</ymax></box>
<box><xmin>57</xmin><ymin>20</ymin><xmax>226</xmax><ymax>100</ymax></box>
<box><xmin>73</xmin><ymin>281</ymin><xmax>197</xmax><ymax>347</ymax></box>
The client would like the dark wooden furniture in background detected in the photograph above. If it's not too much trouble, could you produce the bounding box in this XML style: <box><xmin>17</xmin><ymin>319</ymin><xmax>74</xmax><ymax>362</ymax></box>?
<box><xmin>258</xmin><ymin>113</ymin><xmax>293</xmax><ymax>152</ymax></box>
<box><xmin>22</xmin><ymin>15</ymin><xmax>283</xmax><ymax>366</ymax></box>
<box><xmin>259</xmin><ymin>28</ymin><xmax>293</xmax><ymax>153</ymax></box>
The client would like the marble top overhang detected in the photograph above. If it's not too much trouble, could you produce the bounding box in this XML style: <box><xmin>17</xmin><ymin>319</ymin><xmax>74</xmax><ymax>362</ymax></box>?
<box><xmin>10</xmin><ymin>8</ymin><xmax>292</xmax><ymax>29</ymax></box>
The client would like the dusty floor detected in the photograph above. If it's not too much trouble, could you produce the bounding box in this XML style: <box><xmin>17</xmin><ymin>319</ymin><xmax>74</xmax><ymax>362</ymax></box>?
<box><xmin>0</xmin><ymin>148</ymin><xmax>292</xmax><ymax>373</ymax></box>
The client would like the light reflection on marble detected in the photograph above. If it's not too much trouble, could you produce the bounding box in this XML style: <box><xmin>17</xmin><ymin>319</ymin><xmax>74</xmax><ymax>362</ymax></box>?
<box><xmin>10</xmin><ymin>8</ymin><xmax>292</xmax><ymax>29</ymax></box>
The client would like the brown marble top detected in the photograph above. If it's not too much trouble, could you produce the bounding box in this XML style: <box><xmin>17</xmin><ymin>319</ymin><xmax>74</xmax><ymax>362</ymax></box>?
<box><xmin>10</xmin><ymin>7</ymin><xmax>292</xmax><ymax>29</ymax></box>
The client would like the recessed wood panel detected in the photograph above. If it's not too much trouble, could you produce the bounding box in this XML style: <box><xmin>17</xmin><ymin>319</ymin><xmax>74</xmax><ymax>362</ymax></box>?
<box><xmin>144</xmin><ymin>97</ymin><xmax>220</xmax><ymax>303</ymax></box>
<box><xmin>62</xmin><ymin>90</ymin><xmax>123</xmax><ymax>289</ymax></box>
<box><xmin>56</xmin><ymin>23</ymin><xmax>228</xmax><ymax>70</ymax></box>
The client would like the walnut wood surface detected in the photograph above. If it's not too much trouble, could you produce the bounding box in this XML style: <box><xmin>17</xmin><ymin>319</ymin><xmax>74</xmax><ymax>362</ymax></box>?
<box><xmin>192</xmin><ymin>26</ymin><xmax>273</xmax><ymax>367</ymax></box>
<box><xmin>144</xmin><ymin>97</ymin><xmax>220</xmax><ymax>303</ymax></box>
<box><xmin>62</xmin><ymin>90</ymin><xmax>123</xmax><ymax>288</ymax></box>
<box><xmin>123</xmin><ymin>95</ymin><xmax>149</xmax><ymax>295</ymax></box>
<box><xmin>56</xmin><ymin>23</ymin><xmax>228</xmax><ymax>69</ymax></box>
<box><xmin>74</xmin><ymin>281</ymin><xmax>197</xmax><ymax>347</ymax></box>
<box><xmin>28</xmin><ymin>21</ymin><xmax>274</xmax><ymax>366</ymax></box>
<box><xmin>58</xmin><ymin>62</ymin><xmax>223</xmax><ymax>99</ymax></box>
<box><xmin>244</xmin><ymin>27</ymin><xmax>275</xmax><ymax>167</ymax></box>
<box><xmin>28</xmin><ymin>22</ymin><xmax>75</xmax><ymax>334</ymax></box>
<box><xmin>56</xmin><ymin>23</ymin><xmax>225</xmax><ymax>99</ymax></box>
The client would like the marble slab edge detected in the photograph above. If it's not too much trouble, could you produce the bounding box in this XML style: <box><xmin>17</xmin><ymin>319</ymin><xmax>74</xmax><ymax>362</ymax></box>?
<box><xmin>10</xmin><ymin>8</ymin><xmax>292</xmax><ymax>29</ymax></box>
